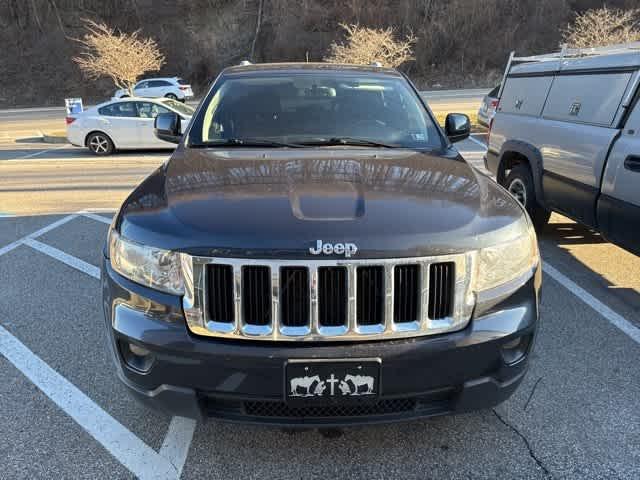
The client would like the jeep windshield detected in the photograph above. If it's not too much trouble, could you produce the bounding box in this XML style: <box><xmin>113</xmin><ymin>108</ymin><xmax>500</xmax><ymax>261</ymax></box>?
<box><xmin>188</xmin><ymin>72</ymin><xmax>443</xmax><ymax>149</ymax></box>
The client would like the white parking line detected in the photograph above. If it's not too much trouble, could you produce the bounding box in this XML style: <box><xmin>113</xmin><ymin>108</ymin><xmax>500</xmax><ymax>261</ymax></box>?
<box><xmin>0</xmin><ymin>214</ymin><xmax>78</xmax><ymax>258</ymax></box>
<box><xmin>160</xmin><ymin>416</ymin><xmax>197</xmax><ymax>477</ymax></box>
<box><xmin>0</xmin><ymin>324</ymin><xmax>180</xmax><ymax>480</ymax></box>
<box><xmin>468</xmin><ymin>136</ymin><xmax>488</xmax><ymax>149</ymax></box>
<box><xmin>14</xmin><ymin>144</ymin><xmax>69</xmax><ymax>160</ymax></box>
<box><xmin>80</xmin><ymin>211</ymin><xmax>113</xmax><ymax>225</ymax></box>
<box><xmin>0</xmin><ymin>213</ymin><xmax>197</xmax><ymax>477</ymax></box>
<box><xmin>543</xmin><ymin>263</ymin><xmax>640</xmax><ymax>345</ymax></box>
<box><xmin>23</xmin><ymin>238</ymin><xmax>101</xmax><ymax>279</ymax></box>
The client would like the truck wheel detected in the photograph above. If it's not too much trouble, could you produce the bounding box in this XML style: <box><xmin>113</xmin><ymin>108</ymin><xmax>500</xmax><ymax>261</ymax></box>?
<box><xmin>504</xmin><ymin>164</ymin><xmax>550</xmax><ymax>230</ymax></box>
<box><xmin>87</xmin><ymin>132</ymin><xmax>115</xmax><ymax>156</ymax></box>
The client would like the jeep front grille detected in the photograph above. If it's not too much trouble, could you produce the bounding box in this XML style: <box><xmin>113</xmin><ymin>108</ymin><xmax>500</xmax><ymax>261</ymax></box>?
<box><xmin>182</xmin><ymin>254</ymin><xmax>475</xmax><ymax>342</ymax></box>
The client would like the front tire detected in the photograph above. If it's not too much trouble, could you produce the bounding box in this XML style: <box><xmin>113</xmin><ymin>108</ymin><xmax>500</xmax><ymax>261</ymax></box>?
<box><xmin>87</xmin><ymin>132</ymin><xmax>115</xmax><ymax>156</ymax></box>
<box><xmin>165</xmin><ymin>93</ymin><xmax>178</xmax><ymax>100</ymax></box>
<box><xmin>503</xmin><ymin>164</ymin><xmax>550</xmax><ymax>230</ymax></box>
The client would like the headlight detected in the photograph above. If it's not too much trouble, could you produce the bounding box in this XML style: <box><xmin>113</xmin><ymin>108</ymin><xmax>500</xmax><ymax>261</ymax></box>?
<box><xmin>109</xmin><ymin>229</ymin><xmax>184</xmax><ymax>295</ymax></box>
<box><xmin>475</xmin><ymin>218</ymin><xmax>539</xmax><ymax>294</ymax></box>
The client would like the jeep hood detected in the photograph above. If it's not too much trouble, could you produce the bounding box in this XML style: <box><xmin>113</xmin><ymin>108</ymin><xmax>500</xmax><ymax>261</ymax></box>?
<box><xmin>118</xmin><ymin>147</ymin><xmax>526</xmax><ymax>258</ymax></box>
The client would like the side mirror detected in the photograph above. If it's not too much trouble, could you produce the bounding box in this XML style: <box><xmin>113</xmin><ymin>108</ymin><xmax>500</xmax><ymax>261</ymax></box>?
<box><xmin>154</xmin><ymin>112</ymin><xmax>182</xmax><ymax>144</ymax></box>
<box><xmin>444</xmin><ymin>113</ymin><xmax>471</xmax><ymax>143</ymax></box>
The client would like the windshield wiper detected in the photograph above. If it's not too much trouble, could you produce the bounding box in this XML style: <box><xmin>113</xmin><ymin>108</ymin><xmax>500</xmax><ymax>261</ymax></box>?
<box><xmin>297</xmin><ymin>137</ymin><xmax>399</xmax><ymax>148</ymax></box>
<box><xmin>195</xmin><ymin>138</ymin><xmax>305</xmax><ymax>148</ymax></box>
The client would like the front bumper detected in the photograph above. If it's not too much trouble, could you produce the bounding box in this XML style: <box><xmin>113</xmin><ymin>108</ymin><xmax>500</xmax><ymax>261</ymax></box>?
<box><xmin>101</xmin><ymin>257</ymin><xmax>540</xmax><ymax>426</ymax></box>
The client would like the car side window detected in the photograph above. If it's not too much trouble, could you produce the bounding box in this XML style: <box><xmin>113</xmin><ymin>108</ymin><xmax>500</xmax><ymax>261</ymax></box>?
<box><xmin>149</xmin><ymin>80</ymin><xmax>170</xmax><ymax>88</ymax></box>
<box><xmin>98</xmin><ymin>102</ymin><xmax>138</xmax><ymax>117</ymax></box>
<box><xmin>136</xmin><ymin>81</ymin><xmax>149</xmax><ymax>90</ymax></box>
<box><xmin>136</xmin><ymin>102</ymin><xmax>170</xmax><ymax>119</ymax></box>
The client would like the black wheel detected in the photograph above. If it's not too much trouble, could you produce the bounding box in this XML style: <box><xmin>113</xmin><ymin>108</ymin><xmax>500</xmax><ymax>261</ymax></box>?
<box><xmin>165</xmin><ymin>93</ymin><xmax>178</xmax><ymax>100</ymax></box>
<box><xmin>86</xmin><ymin>132</ymin><xmax>115</xmax><ymax>156</ymax></box>
<box><xmin>503</xmin><ymin>164</ymin><xmax>550</xmax><ymax>230</ymax></box>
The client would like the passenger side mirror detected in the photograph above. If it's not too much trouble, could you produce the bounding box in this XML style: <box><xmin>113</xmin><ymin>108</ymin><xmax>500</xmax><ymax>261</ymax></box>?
<box><xmin>444</xmin><ymin>113</ymin><xmax>471</xmax><ymax>143</ymax></box>
<box><xmin>154</xmin><ymin>112</ymin><xmax>182</xmax><ymax>144</ymax></box>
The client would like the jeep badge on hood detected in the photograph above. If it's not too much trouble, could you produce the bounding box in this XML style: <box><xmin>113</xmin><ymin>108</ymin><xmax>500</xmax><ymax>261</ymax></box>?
<box><xmin>309</xmin><ymin>240</ymin><xmax>358</xmax><ymax>257</ymax></box>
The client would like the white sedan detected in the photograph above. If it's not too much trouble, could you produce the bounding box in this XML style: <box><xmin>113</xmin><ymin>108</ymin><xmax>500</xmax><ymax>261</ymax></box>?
<box><xmin>66</xmin><ymin>98</ymin><xmax>194</xmax><ymax>155</ymax></box>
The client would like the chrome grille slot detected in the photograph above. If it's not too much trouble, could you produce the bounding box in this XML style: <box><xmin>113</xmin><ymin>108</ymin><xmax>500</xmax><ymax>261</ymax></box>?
<box><xmin>184</xmin><ymin>253</ymin><xmax>474</xmax><ymax>341</ymax></box>
<box><xmin>428</xmin><ymin>262</ymin><xmax>455</xmax><ymax>320</ymax></box>
<box><xmin>394</xmin><ymin>264</ymin><xmax>420</xmax><ymax>323</ymax></box>
<box><xmin>357</xmin><ymin>266</ymin><xmax>384</xmax><ymax>326</ymax></box>
<box><xmin>280</xmin><ymin>267</ymin><xmax>309</xmax><ymax>328</ymax></box>
<box><xmin>318</xmin><ymin>267</ymin><xmax>347</xmax><ymax>328</ymax></box>
<box><xmin>207</xmin><ymin>265</ymin><xmax>234</xmax><ymax>323</ymax></box>
<box><xmin>242</xmin><ymin>266</ymin><xmax>271</xmax><ymax>326</ymax></box>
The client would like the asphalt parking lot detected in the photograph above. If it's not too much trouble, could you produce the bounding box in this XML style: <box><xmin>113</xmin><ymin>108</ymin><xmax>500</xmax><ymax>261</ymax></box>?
<box><xmin>1</xmin><ymin>137</ymin><xmax>639</xmax><ymax>479</ymax></box>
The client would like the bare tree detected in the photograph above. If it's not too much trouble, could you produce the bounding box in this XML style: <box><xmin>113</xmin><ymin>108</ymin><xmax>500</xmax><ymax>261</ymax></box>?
<box><xmin>562</xmin><ymin>7</ymin><xmax>640</xmax><ymax>48</ymax></box>
<box><xmin>72</xmin><ymin>20</ymin><xmax>165</xmax><ymax>96</ymax></box>
<box><xmin>324</xmin><ymin>23</ymin><xmax>415</xmax><ymax>68</ymax></box>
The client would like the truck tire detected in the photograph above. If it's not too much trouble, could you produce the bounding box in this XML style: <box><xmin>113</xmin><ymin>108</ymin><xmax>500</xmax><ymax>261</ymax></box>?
<box><xmin>504</xmin><ymin>164</ymin><xmax>550</xmax><ymax>230</ymax></box>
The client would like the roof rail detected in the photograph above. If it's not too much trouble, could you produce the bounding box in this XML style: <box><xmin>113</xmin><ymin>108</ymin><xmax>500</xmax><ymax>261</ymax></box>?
<box><xmin>496</xmin><ymin>41</ymin><xmax>640</xmax><ymax>98</ymax></box>
<box><xmin>510</xmin><ymin>41</ymin><xmax>640</xmax><ymax>64</ymax></box>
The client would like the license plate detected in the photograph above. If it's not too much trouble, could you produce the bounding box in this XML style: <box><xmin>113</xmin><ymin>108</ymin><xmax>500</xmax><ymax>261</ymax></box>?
<box><xmin>285</xmin><ymin>359</ymin><xmax>381</xmax><ymax>405</ymax></box>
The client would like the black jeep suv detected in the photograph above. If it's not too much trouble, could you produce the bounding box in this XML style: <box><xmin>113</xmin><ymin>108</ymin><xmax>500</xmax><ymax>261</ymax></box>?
<box><xmin>102</xmin><ymin>63</ymin><xmax>541</xmax><ymax>425</ymax></box>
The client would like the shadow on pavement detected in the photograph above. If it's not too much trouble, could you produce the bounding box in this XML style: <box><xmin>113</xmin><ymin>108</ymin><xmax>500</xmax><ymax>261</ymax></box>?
<box><xmin>539</xmin><ymin>216</ymin><xmax>640</xmax><ymax>325</ymax></box>
<box><xmin>542</xmin><ymin>221</ymin><xmax>607</xmax><ymax>245</ymax></box>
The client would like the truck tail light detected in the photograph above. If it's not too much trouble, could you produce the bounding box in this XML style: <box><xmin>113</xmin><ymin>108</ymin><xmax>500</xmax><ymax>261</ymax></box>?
<box><xmin>490</xmin><ymin>99</ymin><xmax>499</xmax><ymax>110</ymax></box>
<box><xmin>65</xmin><ymin>116</ymin><xmax>76</xmax><ymax>125</ymax></box>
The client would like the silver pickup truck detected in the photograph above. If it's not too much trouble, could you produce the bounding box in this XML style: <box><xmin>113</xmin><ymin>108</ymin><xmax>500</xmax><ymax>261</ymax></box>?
<box><xmin>486</xmin><ymin>43</ymin><xmax>640</xmax><ymax>256</ymax></box>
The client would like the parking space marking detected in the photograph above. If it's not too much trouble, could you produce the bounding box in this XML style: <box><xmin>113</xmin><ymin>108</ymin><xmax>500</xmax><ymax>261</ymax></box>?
<box><xmin>81</xmin><ymin>211</ymin><xmax>113</xmax><ymax>225</ymax></box>
<box><xmin>543</xmin><ymin>263</ymin><xmax>640</xmax><ymax>345</ymax></box>
<box><xmin>23</xmin><ymin>238</ymin><xmax>101</xmax><ymax>279</ymax></box>
<box><xmin>14</xmin><ymin>144</ymin><xmax>69</xmax><ymax>160</ymax></box>
<box><xmin>0</xmin><ymin>214</ymin><xmax>78</xmax><ymax>257</ymax></box>
<box><xmin>160</xmin><ymin>416</ymin><xmax>197</xmax><ymax>477</ymax></box>
<box><xmin>1</xmin><ymin>212</ymin><xmax>198</xmax><ymax>477</ymax></box>
<box><xmin>468</xmin><ymin>136</ymin><xmax>488</xmax><ymax>149</ymax></box>
<box><xmin>0</xmin><ymin>324</ymin><xmax>180</xmax><ymax>480</ymax></box>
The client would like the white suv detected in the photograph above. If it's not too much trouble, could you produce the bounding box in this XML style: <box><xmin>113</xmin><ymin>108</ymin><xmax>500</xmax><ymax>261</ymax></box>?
<box><xmin>114</xmin><ymin>77</ymin><xmax>194</xmax><ymax>101</ymax></box>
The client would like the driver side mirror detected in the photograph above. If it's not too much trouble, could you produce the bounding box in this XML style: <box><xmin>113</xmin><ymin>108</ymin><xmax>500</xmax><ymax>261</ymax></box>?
<box><xmin>444</xmin><ymin>113</ymin><xmax>471</xmax><ymax>143</ymax></box>
<box><xmin>154</xmin><ymin>112</ymin><xmax>182</xmax><ymax>144</ymax></box>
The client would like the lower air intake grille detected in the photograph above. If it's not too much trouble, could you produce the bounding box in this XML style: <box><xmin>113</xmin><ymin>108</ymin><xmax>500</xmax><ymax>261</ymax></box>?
<box><xmin>207</xmin><ymin>265</ymin><xmax>234</xmax><ymax>323</ymax></box>
<box><xmin>243</xmin><ymin>399</ymin><xmax>418</xmax><ymax>418</ymax></box>
<box><xmin>318</xmin><ymin>267</ymin><xmax>347</xmax><ymax>327</ymax></box>
<box><xmin>242</xmin><ymin>266</ymin><xmax>271</xmax><ymax>326</ymax></box>
<box><xmin>428</xmin><ymin>262</ymin><xmax>455</xmax><ymax>320</ymax></box>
